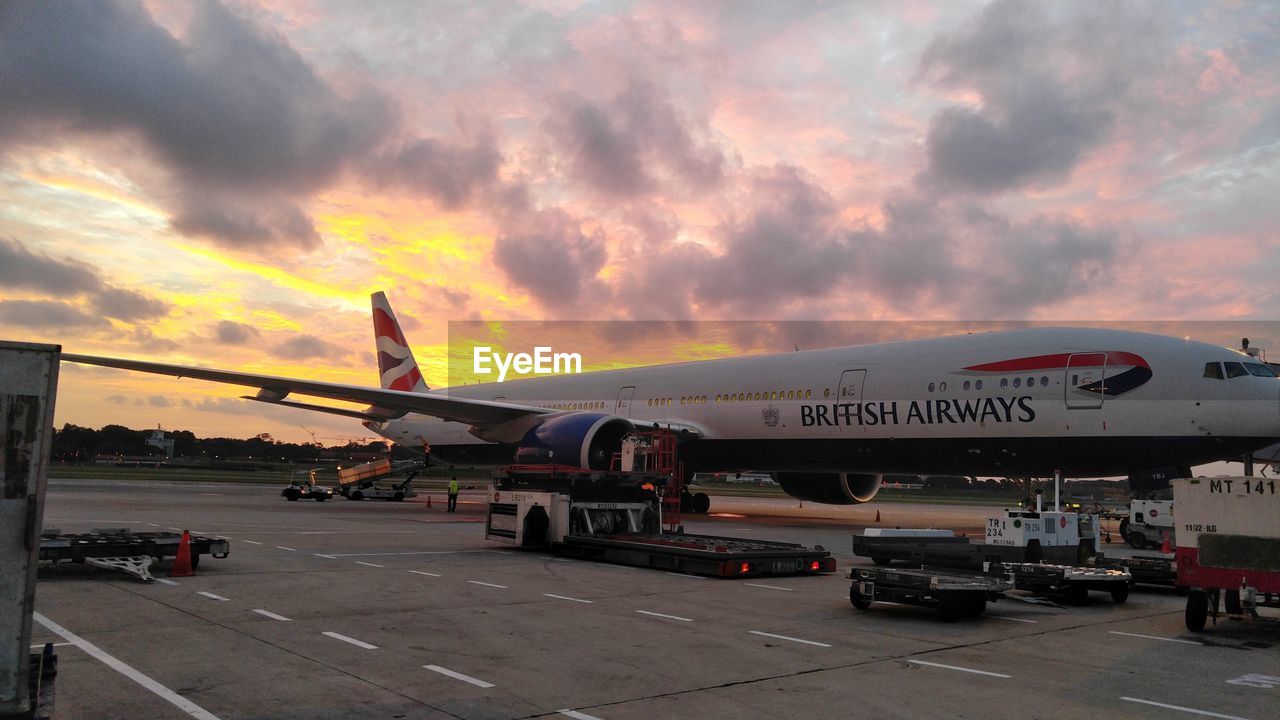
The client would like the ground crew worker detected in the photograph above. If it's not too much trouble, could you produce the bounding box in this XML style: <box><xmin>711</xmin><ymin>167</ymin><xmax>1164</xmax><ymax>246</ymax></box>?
<box><xmin>447</xmin><ymin>476</ymin><xmax>459</xmax><ymax>512</ymax></box>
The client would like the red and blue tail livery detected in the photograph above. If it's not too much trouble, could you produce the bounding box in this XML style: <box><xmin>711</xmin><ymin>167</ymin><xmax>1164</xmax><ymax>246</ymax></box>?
<box><xmin>372</xmin><ymin>291</ymin><xmax>429</xmax><ymax>393</ymax></box>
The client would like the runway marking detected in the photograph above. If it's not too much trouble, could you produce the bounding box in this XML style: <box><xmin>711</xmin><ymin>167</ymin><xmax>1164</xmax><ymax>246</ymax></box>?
<box><xmin>242</xmin><ymin>540</ymin><xmax>262</xmax><ymax>545</ymax></box>
<box><xmin>1109</xmin><ymin>631</ymin><xmax>1203</xmax><ymax>645</ymax></box>
<box><xmin>745</xmin><ymin>583</ymin><xmax>794</xmax><ymax>592</ymax></box>
<box><xmin>559</xmin><ymin>711</ymin><xmax>604</xmax><ymax>720</ymax></box>
<box><xmin>276</xmin><ymin>546</ymin><xmax>296</xmax><ymax>551</ymax></box>
<box><xmin>545</xmin><ymin>593</ymin><xmax>594</xmax><ymax>604</ymax></box>
<box><xmin>424</xmin><ymin>664</ymin><xmax>495</xmax><ymax>688</ymax></box>
<box><xmin>906</xmin><ymin>659</ymin><xmax>1010</xmax><ymax>678</ymax></box>
<box><xmin>33</xmin><ymin>612</ymin><xmax>223</xmax><ymax>720</ymax></box>
<box><xmin>314</xmin><ymin>554</ymin><xmax>336</xmax><ymax>559</ymax></box>
<box><xmin>197</xmin><ymin>592</ymin><xmax>229</xmax><ymax>602</ymax></box>
<box><xmin>323</xmin><ymin>631</ymin><xmax>378</xmax><ymax>650</ymax></box>
<box><xmin>748</xmin><ymin>631</ymin><xmax>831</xmax><ymax>648</ymax></box>
<box><xmin>467</xmin><ymin>581</ymin><xmax>508</xmax><ymax>589</ymax></box>
<box><xmin>988</xmin><ymin>615</ymin><xmax>1038</xmax><ymax>623</ymax></box>
<box><xmin>355</xmin><ymin>561</ymin><xmax>384</xmax><ymax>568</ymax></box>
<box><xmin>215</xmin><ymin>535</ymin><xmax>230</xmax><ymax>539</ymax></box>
<box><xmin>29</xmin><ymin>642</ymin><xmax>73</xmax><ymax>649</ymax></box>
<box><xmin>154</xmin><ymin>578</ymin><xmax>178</xmax><ymax>586</ymax></box>
<box><xmin>1120</xmin><ymin>697</ymin><xmax>1251</xmax><ymax>720</ymax></box>
<box><xmin>252</xmin><ymin>609</ymin><xmax>292</xmax><ymax>622</ymax></box>
<box><xmin>635</xmin><ymin>610</ymin><xmax>692</xmax><ymax>622</ymax></box>
<box><xmin>145</xmin><ymin>523</ymin><xmax>160</xmax><ymax>527</ymax></box>
<box><xmin>410</xmin><ymin>570</ymin><xmax>441</xmax><ymax>577</ymax></box>
<box><xmin>168</xmin><ymin>527</ymin><xmax>182</xmax><ymax>531</ymax></box>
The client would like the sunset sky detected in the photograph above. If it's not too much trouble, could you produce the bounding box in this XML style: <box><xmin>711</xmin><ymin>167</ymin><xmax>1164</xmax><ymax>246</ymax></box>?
<box><xmin>1</xmin><ymin>1</ymin><xmax>1277</xmax><ymax>444</ymax></box>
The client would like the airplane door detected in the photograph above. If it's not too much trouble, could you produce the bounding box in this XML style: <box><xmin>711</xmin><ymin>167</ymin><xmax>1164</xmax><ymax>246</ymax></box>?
<box><xmin>1065</xmin><ymin>353</ymin><xmax>1106</xmax><ymax>409</ymax></box>
<box><xmin>615</xmin><ymin>386</ymin><xmax>636</xmax><ymax>417</ymax></box>
<box><xmin>837</xmin><ymin>369</ymin><xmax>867</xmax><ymax>431</ymax></box>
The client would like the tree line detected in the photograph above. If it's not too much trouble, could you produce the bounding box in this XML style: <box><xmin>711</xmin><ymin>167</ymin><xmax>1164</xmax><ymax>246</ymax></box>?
<box><xmin>51</xmin><ymin>424</ymin><xmax>418</xmax><ymax>464</ymax></box>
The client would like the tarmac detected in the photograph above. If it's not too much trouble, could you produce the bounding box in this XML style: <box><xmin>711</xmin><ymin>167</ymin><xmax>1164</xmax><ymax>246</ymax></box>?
<box><xmin>28</xmin><ymin>478</ymin><xmax>1280</xmax><ymax>719</ymax></box>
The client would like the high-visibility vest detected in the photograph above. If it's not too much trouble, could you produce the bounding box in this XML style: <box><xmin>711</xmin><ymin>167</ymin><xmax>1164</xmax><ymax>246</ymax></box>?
<box><xmin>448</xmin><ymin>480</ymin><xmax>459</xmax><ymax>494</ymax></box>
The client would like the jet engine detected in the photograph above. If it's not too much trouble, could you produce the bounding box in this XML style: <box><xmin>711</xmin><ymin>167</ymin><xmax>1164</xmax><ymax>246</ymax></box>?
<box><xmin>514</xmin><ymin>412</ymin><xmax>635</xmax><ymax>470</ymax></box>
<box><xmin>773</xmin><ymin>471</ymin><xmax>883</xmax><ymax>504</ymax></box>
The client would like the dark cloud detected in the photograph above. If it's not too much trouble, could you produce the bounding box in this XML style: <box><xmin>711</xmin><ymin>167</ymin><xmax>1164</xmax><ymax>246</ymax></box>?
<box><xmin>214</xmin><ymin>320</ymin><xmax>260</xmax><ymax>345</ymax></box>
<box><xmin>92</xmin><ymin>287</ymin><xmax>170</xmax><ymax>321</ymax></box>
<box><xmin>148</xmin><ymin>395</ymin><xmax>177</xmax><ymax>408</ymax></box>
<box><xmin>0</xmin><ymin>300</ymin><xmax>111</xmax><ymax>329</ymax></box>
<box><xmin>0</xmin><ymin>238</ymin><xmax>103</xmax><ymax>293</ymax></box>
<box><xmin>105</xmin><ymin>395</ymin><xmax>128</xmax><ymax>405</ymax></box>
<box><xmin>273</xmin><ymin>335</ymin><xmax>343</xmax><ymax>360</ymax></box>
<box><xmin>918</xmin><ymin>1</ymin><xmax>1169</xmax><ymax>194</ymax></box>
<box><xmin>366</xmin><ymin>128</ymin><xmax>503</xmax><ymax>209</ymax></box>
<box><xmin>493</xmin><ymin>209</ymin><xmax>607</xmax><ymax>306</ymax></box>
<box><xmin>545</xmin><ymin>80</ymin><xmax>726</xmax><ymax>197</ymax></box>
<box><xmin>923</xmin><ymin>81</ymin><xmax>1111</xmax><ymax>193</ymax></box>
<box><xmin>0</xmin><ymin>0</ymin><xmax>394</xmax><ymax>250</ymax></box>
<box><xmin>128</xmin><ymin>326</ymin><xmax>180</xmax><ymax>354</ymax></box>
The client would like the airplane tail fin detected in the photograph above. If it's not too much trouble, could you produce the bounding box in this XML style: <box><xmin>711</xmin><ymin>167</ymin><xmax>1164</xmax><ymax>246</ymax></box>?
<box><xmin>371</xmin><ymin>292</ymin><xmax>429</xmax><ymax>393</ymax></box>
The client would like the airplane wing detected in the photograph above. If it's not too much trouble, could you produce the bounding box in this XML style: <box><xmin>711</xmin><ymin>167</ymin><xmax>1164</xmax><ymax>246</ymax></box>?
<box><xmin>60</xmin><ymin>353</ymin><xmax>554</xmax><ymax>426</ymax></box>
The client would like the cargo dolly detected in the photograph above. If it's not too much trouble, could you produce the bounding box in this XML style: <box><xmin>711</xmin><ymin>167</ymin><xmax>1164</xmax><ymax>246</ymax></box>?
<box><xmin>39</xmin><ymin>528</ymin><xmax>230</xmax><ymax>582</ymax></box>
<box><xmin>486</xmin><ymin>432</ymin><xmax>835</xmax><ymax>578</ymax></box>
<box><xmin>848</xmin><ymin>566</ymin><xmax>1014</xmax><ymax>621</ymax></box>
<box><xmin>990</xmin><ymin>562</ymin><xmax>1132</xmax><ymax>604</ymax></box>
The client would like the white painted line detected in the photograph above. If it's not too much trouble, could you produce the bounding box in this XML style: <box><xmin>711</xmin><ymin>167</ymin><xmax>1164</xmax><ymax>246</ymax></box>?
<box><xmin>251</xmin><ymin>609</ymin><xmax>292</xmax><ymax>622</ymax></box>
<box><xmin>410</xmin><ymin>570</ymin><xmax>441</xmax><ymax>577</ymax></box>
<box><xmin>33</xmin><ymin>612</ymin><xmax>223</xmax><ymax>720</ymax></box>
<box><xmin>168</xmin><ymin>527</ymin><xmax>182</xmax><ymax>531</ymax></box>
<box><xmin>665</xmin><ymin>572</ymin><xmax>705</xmax><ymax>579</ymax></box>
<box><xmin>635</xmin><ymin>610</ymin><xmax>692</xmax><ymax>622</ymax></box>
<box><xmin>146</xmin><ymin>523</ymin><xmax>160</xmax><ymax>527</ymax></box>
<box><xmin>545</xmin><ymin>593</ymin><xmax>594</xmax><ymax>604</ymax></box>
<box><xmin>1109</xmin><ymin>631</ymin><xmax>1203</xmax><ymax>646</ymax></box>
<box><xmin>745</xmin><ymin>583</ymin><xmax>794</xmax><ymax>592</ymax></box>
<box><xmin>242</xmin><ymin>540</ymin><xmax>262</xmax><ymax>545</ymax></box>
<box><xmin>490</xmin><ymin>551</ymin><xmax>514</xmax><ymax>556</ymax></box>
<box><xmin>197</xmin><ymin>591</ymin><xmax>229</xmax><ymax>602</ymax></box>
<box><xmin>215</xmin><ymin>535</ymin><xmax>230</xmax><ymax>540</ymax></box>
<box><xmin>314</xmin><ymin>554</ymin><xmax>336</xmax><ymax>559</ymax></box>
<box><xmin>748</xmin><ymin>630</ymin><xmax>831</xmax><ymax>648</ymax></box>
<box><xmin>326</xmin><ymin>550</ymin><xmax>491</xmax><ymax>557</ymax></box>
<box><xmin>906</xmin><ymin>659</ymin><xmax>1010</xmax><ymax>678</ymax></box>
<box><xmin>355</xmin><ymin>561</ymin><xmax>384</xmax><ymax>568</ymax></box>
<box><xmin>467</xmin><ymin>580</ymin><xmax>508</xmax><ymax>589</ymax></box>
<box><xmin>559</xmin><ymin>710</ymin><xmax>603</xmax><ymax>720</ymax></box>
<box><xmin>276</xmin><ymin>546</ymin><xmax>296</xmax><ymax>551</ymax></box>
<box><xmin>322</xmin><ymin>631</ymin><xmax>377</xmax><ymax>650</ymax></box>
<box><xmin>1120</xmin><ymin>697</ymin><xmax>1251</xmax><ymax>720</ymax></box>
<box><xmin>424</xmin><ymin>664</ymin><xmax>495</xmax><ymax>688</ymax></box>
<box><xmin>988</xmin><ymin>615</ymin><xmax>1038</xmax><ymax>624</ymax></box>
<box><xmin>154</xmin><ymin>578</ymin><xmax>178</xmax><ymax>586</ymax></box>
<box><xmin>29</xmin><ymin>642</ymin><xmax>73</xmax><ymax>649</ymax></box>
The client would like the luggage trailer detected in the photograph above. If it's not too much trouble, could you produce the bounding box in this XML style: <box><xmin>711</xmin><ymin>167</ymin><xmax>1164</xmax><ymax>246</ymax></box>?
<box><xmin>485</xmin><ymin>465</ymin><xmax>836</xmax><ymax>578</ymax></box>
<box><xmin>39</xmin><ymin>529</ymin><xmax>230</xmax><ymax>582</ymax></box>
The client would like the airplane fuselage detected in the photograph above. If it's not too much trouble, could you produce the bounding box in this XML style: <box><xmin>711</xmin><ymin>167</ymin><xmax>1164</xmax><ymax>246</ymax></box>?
<box><xmin>371</xmin><ymin>327</ymin><xmax>1280</xmax><ymax>478</ymax></box>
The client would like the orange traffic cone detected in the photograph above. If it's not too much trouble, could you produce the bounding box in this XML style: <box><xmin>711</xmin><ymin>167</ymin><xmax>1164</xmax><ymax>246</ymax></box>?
<box><xmin>426</xmin><ymin>495</ymin><xmax>432</xmax><ymax>509</ymax></box>
<box><xmin>1161</xmin><ymin>532</ymin><xmax>1172</xmax><ymax>554</ymax></box>
<box><xmin>169</xmin><ymin>530</ymin><xmax>194</xmax><ymax>577</ymax></box>
<box><xmin>874</xmin><ymin>510</ymin><xmax>881</xmax><ymax>523</ymax></box>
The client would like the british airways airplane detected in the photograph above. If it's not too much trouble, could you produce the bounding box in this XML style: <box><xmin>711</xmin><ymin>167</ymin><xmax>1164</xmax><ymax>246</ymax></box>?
<box><xmin>63</xmin><ymin>293</ymin><xmax>1280</xmax><ymax>506</ymax></box>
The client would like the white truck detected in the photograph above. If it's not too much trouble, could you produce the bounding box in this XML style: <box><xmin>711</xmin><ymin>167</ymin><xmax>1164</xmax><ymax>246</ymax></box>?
<box><xmin>1118</xmin><ymin>499</ymin><xmax>1175</xmax><ymax>550</ymax></box>
<box><xmin>1174</xmin><ymin>477</ymin><xmax>1280</xmax><ymax>631</ymax></box>
<box><xmin>984</xmin><ymin>505</ymin><xmax>1101</xmax><ymax>563</ymax></box>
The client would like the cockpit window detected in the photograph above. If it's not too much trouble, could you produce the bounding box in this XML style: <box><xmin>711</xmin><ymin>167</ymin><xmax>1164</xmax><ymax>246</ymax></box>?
<box><xmin>1245</xmin><ymin>363</ymin><xmax>1278</xmax><ymax>378</ymax></box>
<box><xmin>1203</xmin><ymin>362</ymin><xmax>1223</xmax><ymax>379</ymax></box>
<box><xmin>1223</xmin><ymin>361</ymin><xmax>1248</xmax><ymax>378</ymax></box>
